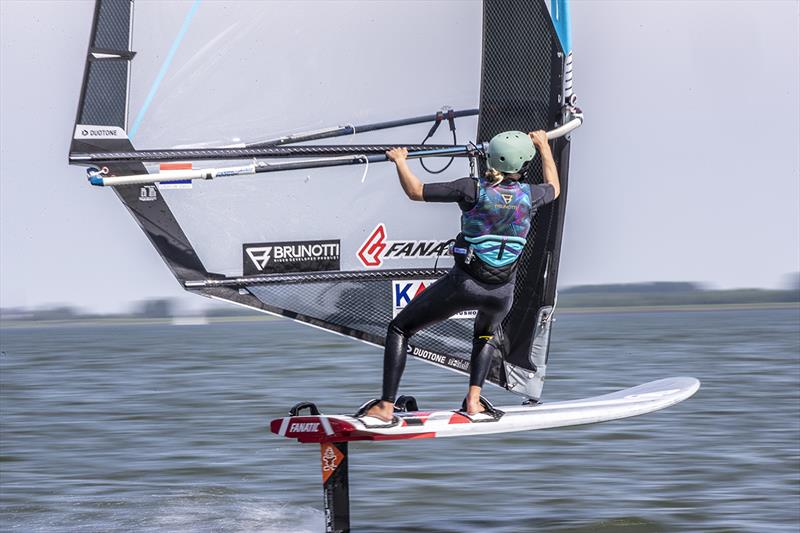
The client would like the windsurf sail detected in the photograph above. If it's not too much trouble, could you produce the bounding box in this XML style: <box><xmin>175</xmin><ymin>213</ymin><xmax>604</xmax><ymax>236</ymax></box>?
<box><xmin>69</xmin><ymin>0</ymin><xmax>581</xmax><ymax>401</ymax></box>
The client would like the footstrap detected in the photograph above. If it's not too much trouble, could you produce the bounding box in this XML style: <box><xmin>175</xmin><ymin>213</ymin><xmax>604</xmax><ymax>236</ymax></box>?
<box><xmin>461</xmin><ymin>395</ymin><xmax>505</xmax><ymax>421</ymax></box>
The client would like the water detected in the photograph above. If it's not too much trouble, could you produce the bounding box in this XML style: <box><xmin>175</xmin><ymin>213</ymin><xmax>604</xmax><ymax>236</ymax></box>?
<box><xmin>1</xmin><ymin>308</ymin><xmax>798</xmax><ymax>532</ymax></box>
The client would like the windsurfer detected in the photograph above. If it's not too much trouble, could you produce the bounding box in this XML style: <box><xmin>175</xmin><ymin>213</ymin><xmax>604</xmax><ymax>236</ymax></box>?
<box><xmin>357</xmin><ymin>130</ymin><xmax>560</xmax><ymax>426</ymax></box>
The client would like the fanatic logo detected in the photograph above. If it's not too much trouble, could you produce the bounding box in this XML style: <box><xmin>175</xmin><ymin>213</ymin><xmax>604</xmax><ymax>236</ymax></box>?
<box><xmin>501</xmin><ymin>193</ymin><xmax>513</xmax><ymax>205</ymax></box>
<box><xmin>289</xmin><ymin>422</ymin><xmax>320</xmax><ymax>433</ymax></box>
<box><xmin>246</xmin><ymin>247</ymin><xmax>273</xmax><ymax>271</ymax></box>
<box><xmin>357</xmin><ymin>224</ymin><xmax>451</xmax><ymax>268</ymax></box>
<box><xmin>358</xmin><ymin>224</ymin><xmax>387</xmax><ymax>267</ymax></box>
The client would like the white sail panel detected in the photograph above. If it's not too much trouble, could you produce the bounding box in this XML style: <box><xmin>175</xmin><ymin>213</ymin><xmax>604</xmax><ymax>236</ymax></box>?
<box><xmin>126</xmin><ymin>1</ymin><xmax>481</xmax><ymax>148</ymax></box>
<box><xmin>119</xmin><ymin>1</ymin><xmax>482</xmax><ymax>277</ymax></box>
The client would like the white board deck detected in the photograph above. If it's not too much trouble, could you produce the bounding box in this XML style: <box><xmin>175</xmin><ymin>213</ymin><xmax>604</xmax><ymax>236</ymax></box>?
<box><xmin>270</xmin><ymin>377</ymin><xmax>701</xmax><ymax>443</ymax></box>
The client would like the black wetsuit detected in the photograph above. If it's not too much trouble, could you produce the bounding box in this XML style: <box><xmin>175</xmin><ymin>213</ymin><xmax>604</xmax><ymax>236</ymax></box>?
<box><xmin>380</xmin><ymin>178</ymin><xmax>556</xmax><ymax>402</ymax></box>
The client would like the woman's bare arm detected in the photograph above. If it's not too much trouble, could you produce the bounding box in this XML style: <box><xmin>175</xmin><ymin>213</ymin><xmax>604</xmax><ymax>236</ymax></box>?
<box><xmin>386</xmin><ymin>148</ymin><xmax>422</xmax><ymax>201</ymax></box>
<box><xmin>387</xmin><ymin>147</ymin><xmax>424</xmax><ymax>201</ymax></box>
<box><xmin>529</xmin><ymin>130</ymin><xmax>560</xmax><ymax>199</ymax></box>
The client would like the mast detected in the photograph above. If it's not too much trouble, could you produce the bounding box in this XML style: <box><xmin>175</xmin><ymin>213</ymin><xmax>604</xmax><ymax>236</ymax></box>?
<box><xmin>476</xmin><ymin>0</ymin><xmax>577</xmax><ymax>400</ymax></box>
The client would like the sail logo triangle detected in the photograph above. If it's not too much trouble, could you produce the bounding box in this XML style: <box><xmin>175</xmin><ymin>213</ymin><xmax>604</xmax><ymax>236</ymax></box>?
<box><xmin>246</xmin><ymin>247</ymin><xmax>273</xmax><ymax>270</ymax></box>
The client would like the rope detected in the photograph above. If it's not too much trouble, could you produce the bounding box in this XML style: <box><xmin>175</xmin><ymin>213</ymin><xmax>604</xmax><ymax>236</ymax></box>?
<box><xmin>433</xmin><ymin>238</ymin><xmax>456</xmax><ymax>272</ymax></box>
<box><xmin>357</xmin><ymin>155</ymin><xmax>370</xmax><ymax>183</ymax></box>
<box><xmin>419</xmin><ymin>108</ymin><xmax>457</xmax><ymax>175</ymax></box>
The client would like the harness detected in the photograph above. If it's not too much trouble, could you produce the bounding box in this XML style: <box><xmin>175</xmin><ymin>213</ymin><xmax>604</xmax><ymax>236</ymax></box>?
<box><xmin>451</xmin><ymin>178</ymin><xmax>532</xmax><ymax>284</ymax></box>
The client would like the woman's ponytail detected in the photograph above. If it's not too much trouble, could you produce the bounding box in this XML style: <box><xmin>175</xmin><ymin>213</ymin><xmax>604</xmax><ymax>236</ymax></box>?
<box><xmin>485</xmin><ymin>167</ymin><xmax>505</xmax><ymax>186</ymax></box>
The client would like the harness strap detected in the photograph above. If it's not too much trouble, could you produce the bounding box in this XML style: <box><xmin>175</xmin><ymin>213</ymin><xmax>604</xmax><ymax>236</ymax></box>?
<box><xmin>497</xmin><ymin>238</ymin><xmax>507</xmax><ymax>261</ymax></box>
<box><xmin>420</xmin><ymin>108</ymin><xmax>457</xmax><ymax>174</ymax></box>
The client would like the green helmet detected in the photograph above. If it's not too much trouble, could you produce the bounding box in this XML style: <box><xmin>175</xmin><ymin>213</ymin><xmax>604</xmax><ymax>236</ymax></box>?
<box><xmin>486</xmin><ymin>131</ymin><xmax>536</xmax><ymax>174</ymax></box>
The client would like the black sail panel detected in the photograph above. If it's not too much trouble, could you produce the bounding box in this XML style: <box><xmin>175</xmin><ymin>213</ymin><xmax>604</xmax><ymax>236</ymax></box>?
<box><xmin>71</xmin><ymin>0</ymin><xmax>209</xmax><ymax>282</ymax></box>
<box><xmin>478</xmin><ymin>0</ymin><xmax>572</xmax><ymax>399</ymax></box>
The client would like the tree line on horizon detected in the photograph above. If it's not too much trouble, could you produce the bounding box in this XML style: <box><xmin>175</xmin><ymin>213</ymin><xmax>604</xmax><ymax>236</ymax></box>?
<box><xmin>1</xmin><ymin>279</ymin><xmax>798</xmax><ymax>322</ymax></box>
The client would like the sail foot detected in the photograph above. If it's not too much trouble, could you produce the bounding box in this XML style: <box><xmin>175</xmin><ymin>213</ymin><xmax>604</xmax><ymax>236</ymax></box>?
<box><xmin>504</xmin><ymin>305</ymin><xmax>554</xmax><ymax>400</ymax></box>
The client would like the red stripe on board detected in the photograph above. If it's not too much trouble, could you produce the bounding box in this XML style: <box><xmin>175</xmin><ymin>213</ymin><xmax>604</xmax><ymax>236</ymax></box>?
<box><xmin>448</xmin><ymin>413</ymin><xmax>472</xmax><ymax>424</ymax></box>
<box><xmin>328</xmin><ymin>419</ymin><xmax>358</xmax><ymax>433</ymax></box>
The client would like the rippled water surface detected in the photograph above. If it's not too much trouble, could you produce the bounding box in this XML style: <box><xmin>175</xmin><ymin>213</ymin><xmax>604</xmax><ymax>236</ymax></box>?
<box><xmin>2</xmin><ymin>308</ymin><xmax>799</xmax><ymax>532</ymax></box>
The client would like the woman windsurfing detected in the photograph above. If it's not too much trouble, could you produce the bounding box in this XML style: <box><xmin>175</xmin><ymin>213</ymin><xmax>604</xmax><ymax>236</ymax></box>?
<box><xmin>357</xmin><ymin>130</ymin><xmax>560</xmax><ymax>426</ymax></box>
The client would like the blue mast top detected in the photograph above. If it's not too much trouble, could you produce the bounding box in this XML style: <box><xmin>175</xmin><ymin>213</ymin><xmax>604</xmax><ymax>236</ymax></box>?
<box><xmin>550</xmin><ymin>0</ymin><xmax>572</xmax><ymax>53</ymax></box>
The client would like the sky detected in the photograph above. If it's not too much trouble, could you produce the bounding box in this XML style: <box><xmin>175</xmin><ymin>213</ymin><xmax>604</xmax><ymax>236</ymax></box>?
<box><xmin>1</xmin><ymin>0</ymin><xmax>798</xmax><ymax>313</ymax></box>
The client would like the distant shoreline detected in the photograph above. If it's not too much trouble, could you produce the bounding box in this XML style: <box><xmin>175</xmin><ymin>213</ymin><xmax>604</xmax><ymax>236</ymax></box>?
<box><xmin>2</xmin><ymin>302</ymin><xmax>797</xmax><ymax>329</ymax></box>
<box><xmin>555</xmin><ymin>302</ymin><xmax>799</xmax><ymax>314</ymax></box>
<box><xmin>0</xmin><ymin>315</ymin><xmax>276</xmax><ymax>329</ymax></box>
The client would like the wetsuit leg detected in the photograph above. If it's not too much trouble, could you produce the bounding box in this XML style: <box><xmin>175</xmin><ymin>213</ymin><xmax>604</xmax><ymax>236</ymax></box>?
<box><xmin>381</xmin><ymin>322</ymin><xmax>408</xmax><ymax>402</ymax></box>
<box><xmin>469</xmin><ymin>290</ymin><xmax>514</xmax><ymax>388</ymax></box>
<box><xmin>381</xmin><ymin>272</ymin><xmax>478</xmax><ymax>402</ymax></box>
<box><xmin>469</xmin><ymin>332</ymin><xmax>503</xmax><ymax>387</ymax></box>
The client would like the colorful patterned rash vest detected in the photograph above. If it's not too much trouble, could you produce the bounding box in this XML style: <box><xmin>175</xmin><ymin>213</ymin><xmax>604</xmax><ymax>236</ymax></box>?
<box><xmin>460</xmin><ymin>178</ymin><xmax>532</xmax><ymax>268</ymax></box>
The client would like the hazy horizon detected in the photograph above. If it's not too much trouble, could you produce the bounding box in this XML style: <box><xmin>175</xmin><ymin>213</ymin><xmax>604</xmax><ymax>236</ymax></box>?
<box><xmin>2</xmin><ymin>276</ymin><xmax>797</xmax><ymax>317</ymax></box>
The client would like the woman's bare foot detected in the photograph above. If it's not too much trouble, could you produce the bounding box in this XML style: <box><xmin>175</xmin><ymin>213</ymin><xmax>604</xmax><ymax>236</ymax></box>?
<box><xmin>465</xmin><ymin>385</ymin><xmax>486</xmax><ymax>415</ymax></box>
<box><xmin>365</xmin><ymin>400</ymin><xmax>394</xmax><ymax>422</ymax></box>
<box><xmin>465</xmin><ymin>401</ymin><xmax>486</xmax><ymax>415</ymax></box>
